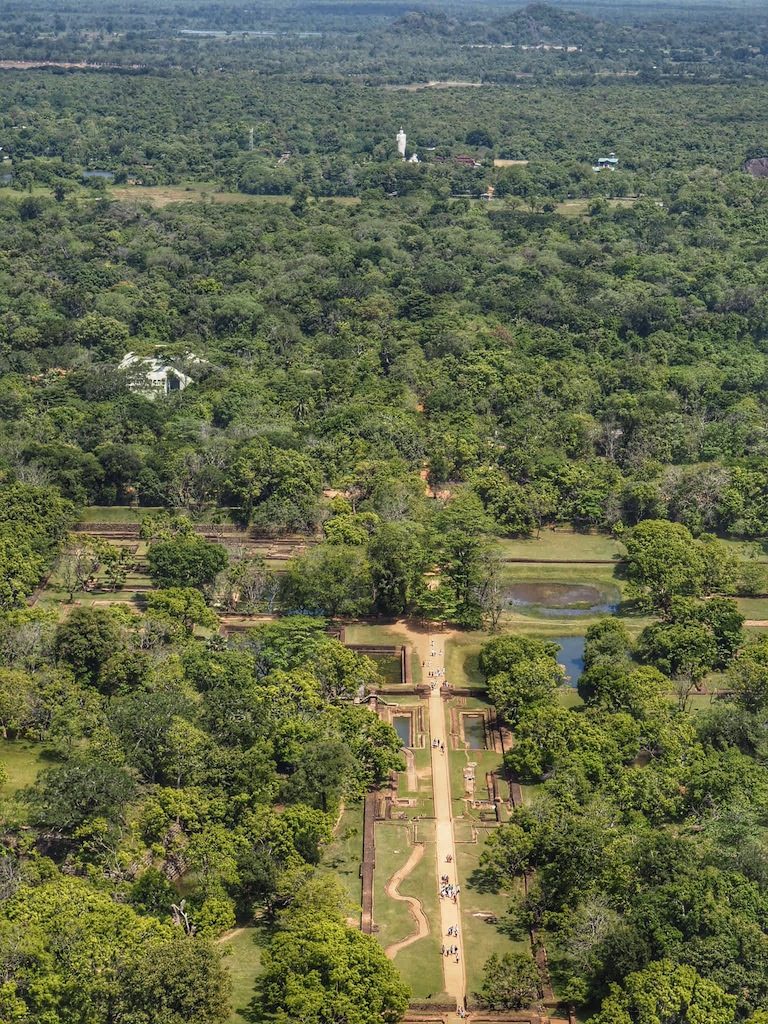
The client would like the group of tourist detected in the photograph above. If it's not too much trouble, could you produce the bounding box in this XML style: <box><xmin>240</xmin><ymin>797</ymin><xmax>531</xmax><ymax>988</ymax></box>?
<box><xmin>440</xmin><ymin>881</ymin><xmax>460</xmax><ymax>903</ymax></box>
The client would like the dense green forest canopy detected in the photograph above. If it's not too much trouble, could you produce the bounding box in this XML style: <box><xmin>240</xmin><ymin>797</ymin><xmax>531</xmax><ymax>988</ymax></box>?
<box><xmin>4</xmin><ymin>174</ymin><xmax>768</xmax><ymax>556</ymax></box>
<box><xmin>4</xmin><ymin>2</ymin><xmax>768</xmax><ymax>1023</ymax></box>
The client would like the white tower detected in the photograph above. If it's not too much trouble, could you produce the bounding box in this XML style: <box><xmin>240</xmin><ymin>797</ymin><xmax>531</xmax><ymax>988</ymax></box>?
<box><xmin>397</xmin><ymin>127</ymin><xmax>407</xmax><ymax>159</ymax></box>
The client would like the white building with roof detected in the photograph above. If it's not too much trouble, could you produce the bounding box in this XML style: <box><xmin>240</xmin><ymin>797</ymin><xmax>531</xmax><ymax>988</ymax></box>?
<box><xmin>119</xmin><ymin>353</ymin><xmax>195</xmax><ymax>397</ymax></box>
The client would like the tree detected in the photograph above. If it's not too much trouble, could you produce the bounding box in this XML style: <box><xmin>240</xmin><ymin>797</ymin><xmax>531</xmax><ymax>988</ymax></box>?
<box><xmin>54</xmin><ymin>606</ymin><xmax>123</xmax><ymax>688</ymax></box>
<box><xmin>480</xmin><ymin>635</ymin><xmax>560</xmax><ymax>679</ymax></box>
<box><xmin>256</xmin><ymin>887</ymin><xmax>408</xmax><ymax>1024</ymax></box>
<box><xmin>476</xmin><ymin>951</ymin><xmax>541</xmax><ymax>1010</ymax></box>
<box><xmin>0</xmin><ymin>669</ymin><xmax>34</xmax><ymax>738</ymax></box>
<box><xmin>588</xmin><ymin>960</ymin><xmax>736</xmax><ymax>1024</ymax></box>
<box><xmin>368</xmin><ymin>522</ymin><xmax>427</xmax><ymax>616</ymax></box>
<box><xmin>225</xmin><ymin>440</ymin><xmax>320</xmax><ymax>532</ymax></box>
<box><xmin>284</xmin><ymin>738</ymin><xmax>355</xmax><ymax>813</ymax></box>
<box><xmin>98</xmin><ymin>539</ymin><xmax>134</xmax><ymax>591</ymax></box>
<box><xmin>146</xmin><ymin>588</ymin><xmax>218</xmax><ymax>634</ymax></box>
<box><xmin>148</xmin><ymin>537</ymin><xmax>228</xmax><ymax>590</ymax></box>
<box><xmin>624</xmin><ymin>520</ymin><xmax>706</xmax><ymax>611</ymax></box>
<box><xmin>434</xmin><ymin>491</ymin><xmax>497</xmax><ymax>628</ymax></box>
<box><xmin>488</xmin><ymin>656</ymin><xmax>564</xmax><ymax>728</ymax></box>
<box><xmin>636</xmin><ymin>622</ymin><xmax>718</xmax><ymax>682</ymax></box>
<box><xmin>216</xmin><ymin>552</ymin><xmax>277</xmax><ymax>613</ymax></box>
<box><xmin>24</xmin><ymin>751</ymin><xmax>137</xmax><ymax>831</ymax></box>
<box><xmin>0</xmin><ymin>877</ymin><xmax>230</xmax><ymax>1024</ymax></box>
<box><xmin>309</xmin><ymin>641</ymin><xmax>382</xmax><ymax>703</ymax></box>
<box><xmin>280</xmin><ymin>545</ymin><xmax>372</xmax><ymax>617</ymax></box>
<box><xmin>726</xmin><ymin>636</ymin><xmax>768</xmax><ymax>713</ymax></box>
<box><xmin>57</xmin><ymin>535</ymin><xmax>102</xmax><ymax>601</ymax></box>
<box><xmin>118</xmin><ymin>932</ymin><xmax>231</xmax><ymax>1023</ymax></box>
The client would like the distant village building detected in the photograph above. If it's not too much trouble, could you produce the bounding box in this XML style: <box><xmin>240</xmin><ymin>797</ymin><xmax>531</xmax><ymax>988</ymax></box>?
<box><xmin>593</xmin><ymin>152</ymin><xmax>619</xmax><ymax>172</ymax></box>
<box><xmin>119</xmin><ymin>353</ymin><xmax>196</xmax><ymax>397</ymax></box>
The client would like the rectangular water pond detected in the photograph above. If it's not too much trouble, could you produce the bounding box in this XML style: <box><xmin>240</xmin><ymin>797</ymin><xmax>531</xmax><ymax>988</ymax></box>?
<box><xmin>393</xmin><ymin>715</ymin><xmax>412</xmax><ymax>747</ymax></box>
<box><xmin>463</xmin><ymin>714</ymin><xmax>486</xmax><ymax>750</ymax></box>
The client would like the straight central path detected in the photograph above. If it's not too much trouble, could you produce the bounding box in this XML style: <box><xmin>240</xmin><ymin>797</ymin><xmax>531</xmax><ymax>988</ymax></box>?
<box><xmin>425</xmin><ymin>630</ymin><xmax>466</xmax><ymax>1020</ymax></box>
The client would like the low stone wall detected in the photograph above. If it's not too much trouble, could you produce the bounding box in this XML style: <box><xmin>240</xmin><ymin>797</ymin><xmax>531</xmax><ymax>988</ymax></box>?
<box><xmin>360</xmin><ymin>791</ymin><xmax>377</xmax><ymax>934</ymax></box>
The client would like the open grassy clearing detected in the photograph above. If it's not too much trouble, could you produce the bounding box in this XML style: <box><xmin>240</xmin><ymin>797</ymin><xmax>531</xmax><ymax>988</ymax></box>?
<box><xmin>734</xmin><ymin>597</ymin><xmax>768</xmax><ymax>620</ymax></box>
<box><xmin>496</xmin><ymin>531</ymin><xmax>626</xmax><ymax>562</ymax></box>
<box><xmin>373</xmin><ymin>820</ymin><xmax>446</xmax><ymax>1001</ymax></box>
<box><xmin>445</xmin><ymin>634</ymin><xmax>485</xmax><ymax>689</ymax></box>
<box><xmin>373</xmin><ymin>822</ymin><xmax>422</xmax><ymax>949</ymax></box>
<box><xmin>110</xmin><ymin>184</ymin><xmax>362</xmax><ymax>208</ymax></box>
<box><xmin>557</xmin><ymin>687</ymin><xmax>585</xmax><ymax>709</ymax></box>
<box><xmin>554</xmin><ymin>196</ymin><xmax>640</xmax><ymax>217</ymax></box>
<box><xmin>0</xmin><ymin>740</ymin><xmax>52</xmax><ymax>796</ymax></box>
<box><xmin>220</xmin><ymin>925</ymin><xmax>267</xmax><ymax>1024</ymax></box>
<box><xmin>499</xmin><ymin>561</ymin><xmax>621</xmax><ymax>588</ymax></box>
<box><xmin>454</xmin><ymin>823</ymin><xmax>530</xmax><ymax>1001</ymax></box>
<box><xmin>369</xmin><ymin>653</ymin><xmax>403</xmax><ymax>686</ymax></box>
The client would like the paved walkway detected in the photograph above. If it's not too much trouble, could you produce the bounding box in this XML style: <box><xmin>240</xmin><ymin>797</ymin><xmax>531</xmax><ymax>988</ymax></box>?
<box><xmin>424</xmin><ymin>630</ymin><xmax>467</xmax><ymax>1020</ymax></box>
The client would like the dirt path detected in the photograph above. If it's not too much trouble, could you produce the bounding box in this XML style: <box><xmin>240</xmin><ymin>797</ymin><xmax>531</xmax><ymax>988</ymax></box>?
<box><xmin>384</xmin><ymin>843</ymin><xmax>429</xmax><ymax>958</ymax></box>
<box><xmin>215</xmin><ymin>926</ymin><xmax>246</xmax><ymax>944</ymax></box>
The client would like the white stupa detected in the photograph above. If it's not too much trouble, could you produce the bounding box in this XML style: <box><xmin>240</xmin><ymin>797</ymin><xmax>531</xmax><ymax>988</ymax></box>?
<box><xmin>396</xmin><ymin>127</ymin><xmax>407</xmax><ymax>159</ymax></box>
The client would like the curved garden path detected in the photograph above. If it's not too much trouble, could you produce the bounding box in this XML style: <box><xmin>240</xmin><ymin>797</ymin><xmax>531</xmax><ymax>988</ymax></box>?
<box><xmin>384</xmin><ymin>843</ymin><xmax>429</xmax><ymax>958</ymax></box>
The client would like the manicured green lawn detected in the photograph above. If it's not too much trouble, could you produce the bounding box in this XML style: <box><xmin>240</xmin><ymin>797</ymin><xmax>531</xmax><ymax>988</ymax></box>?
<box><xmin>220</xmin><ymin>926</ymin><xmax>268</xmax><ymax>1024</ymax></box>
<box><xmin>495</xmin><ymin>530</ymin><xmax>626</xmax><ymax>562</ymax></box>
<box><xmin>80</xmin><ymin>506</ymin><xmax>158</xmax><ymax>523</ymax></box>
<box><xmin>734</xmin><ymin>597</ymin><xmax>768</xmax><ymax>620</ymax></box>
<box><xmin>397</xmin><ymin>746</ymin><xmax>434</xmax><ymax>817</ymax></box>
<box><xmin>445</xmin><ymin>635</ymin><xmax>485</xmax><ymax>689</ymax></box>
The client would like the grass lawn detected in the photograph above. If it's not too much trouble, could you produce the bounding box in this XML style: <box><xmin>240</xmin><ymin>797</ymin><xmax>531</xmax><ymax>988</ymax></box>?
<box><xmin>318</xmin><ymin>804</ymin><xmax>364</xmax><ymax>916</ymax></box>
<box><xmin>373</xmin><ymin>820</ymin><xmax>446</xmax><ymax>1002</ymax></box>
<box><xmin>495</xmin><ymin>530</ymin><xmax>625</xmax><ymax>563</ymax></box>
<box><xmin>220</xmin><ymin>925</ymin><xmax>268</xmax><ymax>1024</ymax></box>
<box><xmin>499</xmin><ymin>561</ymin><xmax>621</xmax><ymax>585</ymax></box>
<box><xmin>0</xmin><ymin>740</ymin><xmax>54</xmax><ymax>796</ymax></box>
<box><xmin>370</xmin><ymin>653</ymin><xmax>403</xmax><ymax>685</ymax></box>
<box><xmin>454</xmin><ymin>823</ymin><xmax>530</xmax><ymax>1001</ymax></box>
<box><xmin>557</xmin><ymin>687</ymin><xmax>584</xmax><ymax>709</ymax></box>
<box><xmin>734</xmin><ymin>597</ymin><xmax>768</xmax><ymax>620</ymax></box>
<box><xmin>445</xmin><ymin>634</ymin><xmax>485</xmax><ymax>689</ymax></box>
<box><xmin>80</xmin><ymin>506</ymin><xmax>160</xmax><ymax>523</ymax></box>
